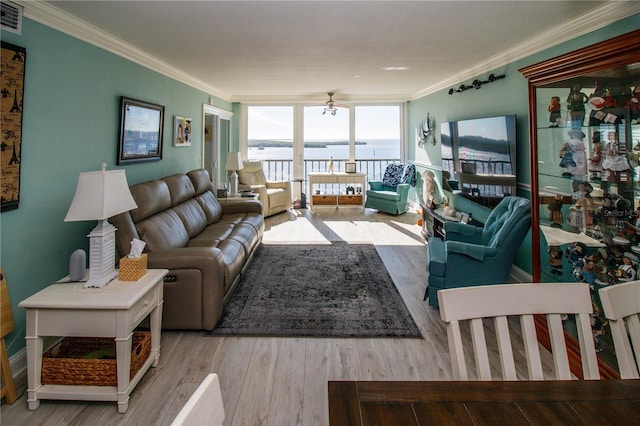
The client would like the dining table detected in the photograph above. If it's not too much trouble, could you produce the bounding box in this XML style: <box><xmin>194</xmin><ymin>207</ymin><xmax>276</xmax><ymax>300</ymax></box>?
<box><xmin>328</xmin><ymin>379</ymin><xmax>640</xmax><ymax>425</ymax></box>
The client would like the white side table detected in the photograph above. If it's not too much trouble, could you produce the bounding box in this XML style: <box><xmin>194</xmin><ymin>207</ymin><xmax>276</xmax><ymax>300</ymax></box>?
<box><xmin>19</xmin><ymin>269</ymin><xmax>168</xmax><ymax>413</ymax></box>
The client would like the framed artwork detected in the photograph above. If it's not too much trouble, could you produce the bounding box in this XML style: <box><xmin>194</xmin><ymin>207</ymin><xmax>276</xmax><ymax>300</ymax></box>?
<box><xmin>460</xmin><ymin>212</ymin><xmax>470</xmax><ymax>224</ymax></box>
<box><xmin>173</xmin><ymin>116</ymin><xmax>192</xmax><ymax>147</ymax></box>
<box><xmin>345</xmin><ymin>162</ymin><xmax>356</xmax><ymax>173</ymax></box>
<box><xmin>117</xmin><ymin>96</ymin><xmax>164</xmax><ymax>164</ymax></box>
<box><xmin>425</xmin><ymin>194</ymin><xmax>435</xmax><ymax>209</ymax></box>
<box><xmin>1</xmin><ymin>42</ymin><xmax>26</xmax><ymax>212</ymax></box>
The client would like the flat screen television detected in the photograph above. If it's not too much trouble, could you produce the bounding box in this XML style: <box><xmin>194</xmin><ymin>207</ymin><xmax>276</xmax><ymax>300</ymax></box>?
<box><xmin>441</xmin><ymin>115</ymin><xmax>517</xmax><ymax>208</ymax></box>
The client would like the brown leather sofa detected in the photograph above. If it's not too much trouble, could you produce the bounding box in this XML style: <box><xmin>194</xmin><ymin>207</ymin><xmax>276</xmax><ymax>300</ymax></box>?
<box><xmin>110</xmin><ymin>169</ymin><xmax>264</xmax><ymax>330</ymax></box>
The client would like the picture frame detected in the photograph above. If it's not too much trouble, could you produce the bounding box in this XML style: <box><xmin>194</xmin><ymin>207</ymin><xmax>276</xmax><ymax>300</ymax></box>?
<box><xmin>460</xmin><ymin>212</ymin><xmax>470</xmax><ymax>224</ymax></box>
<box><xmin>1</xmin><ymin>42</ymin><xmax>26</xmax><ymax>212</ymax></box>
<box><xmin>173</xmin><ymin>115</ymin><xmax>192</xmax><ymax>147</ymax></box>
<box><xmin>345</xmin><ymin>162</ymin><xmax>356</xmax><ymax>173</ymax></box>
<box><xmin>117</xmin><ymin>96</ymin><xmax>164</xmax><ymax>164</ymax></box>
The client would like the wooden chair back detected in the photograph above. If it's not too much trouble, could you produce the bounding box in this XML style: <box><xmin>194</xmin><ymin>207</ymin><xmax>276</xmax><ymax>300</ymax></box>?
<box><xmin>171</xmin><ymin>373</ymin><xmax>225</xmax><ymax>426</ymax></box>
<box><xmin>438</xmin><ymin>283</ymin><xmax>600</xmax><ymax>381</ymax></box>
<box><xmin>599</xmin><ymin>280</ymin><xmax>640</xmax><ymax>379</ymax></box>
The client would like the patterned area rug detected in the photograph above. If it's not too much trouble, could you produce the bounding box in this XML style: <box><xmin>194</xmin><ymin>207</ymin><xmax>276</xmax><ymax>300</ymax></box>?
<box><xmin>207</xmin><ymin>242</ymin><xmax>422</xmax><ymax>338</ymax></box>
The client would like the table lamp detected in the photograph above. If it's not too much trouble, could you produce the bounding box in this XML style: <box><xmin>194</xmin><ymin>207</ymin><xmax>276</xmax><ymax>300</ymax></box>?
<box><xmin>64</xmin><ymin>163</ymin><xmax>137</xmax><ymax>288</ymax></box>
<box><xmin>225</xmin><ymin>152</ymin><xmax>244</xmax><ymax>197</ymax></box>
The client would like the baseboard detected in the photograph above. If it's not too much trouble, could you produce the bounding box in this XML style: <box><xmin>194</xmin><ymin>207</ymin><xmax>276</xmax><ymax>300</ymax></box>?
<box><xmin>8</xmin><ymin>347</ymin><xmax>27</xmax><ymax>393</ymax></box>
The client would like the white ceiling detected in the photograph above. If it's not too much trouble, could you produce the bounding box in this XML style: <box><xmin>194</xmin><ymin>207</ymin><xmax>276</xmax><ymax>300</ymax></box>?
<box><xmin>27</xmin><ymin>1</ymin><xmax>639</xmax><ymax>102</ymax></box>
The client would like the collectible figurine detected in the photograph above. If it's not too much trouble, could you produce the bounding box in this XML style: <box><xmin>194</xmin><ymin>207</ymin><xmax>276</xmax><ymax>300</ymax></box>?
<box><xmin>547</xmin><ymin>194</ymin><xmax>564</xmax><ymax>227</ymax></box>
<box><xmin>559</xmin><ymin>143</ymin><xmax>575</xmax><ymax>177</ymax></box>
<box><xmin>568</xmin><ymin>130</ymin><xmax>588</xmax><ymax>182</ymax></box>
<box><xmin>602</xmin><ymin>131</ymin><xmax>630</xmax><ymax>183</ymax></box>
<box><xmin>548</xmin><ymin>96</ymin><xmax>561</xmax><ymax>127</ymax></box>
<box><xmin>625</xmin><ymin>85</ymin><xmax>640</xmax><ymax>123</ymax></box>
<box><xmin>589</xmin><ymin>142</ymin><xmax>602</xmax><ymax>180</ymax></box>
<box><xmin>588</xmin><ymin>81</ymin><xmax>606</xmax><ymax>126</ymax></box>
<box><xmin>567</xmin><ymin>83</ymin><xmax>588</xmax><ymax>127</ymax></box>
<box><xmin>548</xmin><ymin>245</ymin><xmax>563</xmax><ymax>275</ymax></box>
<box><xmin>616</xmin><ymin>252</ymin><xmax>637</xmax><ymax>281</ymax></box>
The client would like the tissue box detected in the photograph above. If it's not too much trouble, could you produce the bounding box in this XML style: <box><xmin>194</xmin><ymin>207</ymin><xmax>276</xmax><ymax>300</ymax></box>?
<box><xmin>118</xmin><ymin>254</ymin><xmax>148</xmax><ymax>281</ymax></box>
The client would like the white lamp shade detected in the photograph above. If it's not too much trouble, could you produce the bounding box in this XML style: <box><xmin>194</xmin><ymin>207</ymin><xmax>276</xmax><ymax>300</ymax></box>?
<box><xmin>64</xmin><ymin>164</ymin><xmax>137</xmax><ymax>222</ymax></box>
<box><xmin>224</xmin><ymin>152</ymin><xmax>244</xmax><ymax>171</ymax></box>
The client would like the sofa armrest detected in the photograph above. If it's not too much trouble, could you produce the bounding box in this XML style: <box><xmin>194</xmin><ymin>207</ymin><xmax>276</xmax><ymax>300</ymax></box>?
<box><xmin>221</xmin><ymin>200</ymin><xmax>263</xmax><ymax>215</ymax></box>
<box><xmin>446</xmin><ymin>241</ymin><xmax>498</xmax><ymax>260</ymax></box>
<box><xmin>266</xmin><ymin>180</ymin><xmax>290</xmax><ymax>190</ymax></box>
<box><xmin>147</xmin><ymin>246</ymin><xmax>226</xmax><ymax>330</ymax></box>
<box><xmin>443</xmin><ymin>222</ymin><xmax>483</xmax><ymax>243</ymax></box>
<box><xmin>369</xmin><ymin>180</ymin><xmax>384</xmax><ymax>190</ymax></box>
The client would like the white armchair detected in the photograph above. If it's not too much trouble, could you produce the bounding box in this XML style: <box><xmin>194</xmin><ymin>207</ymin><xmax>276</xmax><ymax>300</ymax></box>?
<box><xmin>237</xmin><ymin>161</ymin><xmax>291</xmax><ymax>217</ymax></box>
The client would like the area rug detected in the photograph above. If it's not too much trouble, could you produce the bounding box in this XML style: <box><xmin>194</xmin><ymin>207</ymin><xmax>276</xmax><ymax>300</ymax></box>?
<box><xmin>207</xmin><ymin>242</ymin><xmax>422</xmax><ymax>338</ymax></box>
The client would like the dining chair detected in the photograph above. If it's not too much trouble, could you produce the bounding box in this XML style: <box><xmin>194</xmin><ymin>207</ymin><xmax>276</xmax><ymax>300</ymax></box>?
<box><xmin>171</xmin><ymin>373</ymin><xmax>225</xmax><ymax>426</ymax></box>
<box><xmin>438</xmin><ymin>282</ymin><xmax>600</xmax><ymax>381</ymax></box>
<box><xmin>598</xmin><ymin>280</ymin><xmax>640</xmax><ymax>379</ymax></box>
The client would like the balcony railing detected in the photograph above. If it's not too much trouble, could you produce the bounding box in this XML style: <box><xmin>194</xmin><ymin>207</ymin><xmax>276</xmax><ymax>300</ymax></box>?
<box><xmin>261</xmin><ymin>158</ymin><xmax>399</xmax><ymax>185</ymax></box>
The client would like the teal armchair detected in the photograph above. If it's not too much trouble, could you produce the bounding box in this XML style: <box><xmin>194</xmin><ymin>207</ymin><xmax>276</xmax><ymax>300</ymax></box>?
<box><xmin>425</xmin><ymin>196</ymin><xmax>531</xmax><ymax>307</ymax></box>
<box><xmin>365</xmin><ymin>163</ymin><xmax>416</xmax><ymax>215</ymax></box>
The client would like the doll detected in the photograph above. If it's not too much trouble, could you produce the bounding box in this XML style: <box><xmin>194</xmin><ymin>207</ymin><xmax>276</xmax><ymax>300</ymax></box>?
<box><xmin>567</xmin><ymin>83</ymin><xmax>588</xmax><ymax>127</ymax></box>
<box><xmin>588</xmin><ymin>81</ymin><xmax>607</xmax><ymax>126</ymax></box>
<box><xmin>548</xmin><ymin>246</ymin><xmax>563</xmax><ymax>275</ymax></box>
<box><xmin>548</xmin><ymin>96</ymin><xmax>561</xmax><ymax>127</ymax></box>
<box><xmin>567</xmin><ymin>130</ymin><xmax>588</xmax><ymax>182</ymax></box>
<box><xmin>602</xmin><ymin>131</ymin><xmax>630</xmax><ymax>183</ymax></box>
<box><xmin>625</xmin><ymin>85</ymin><xmax>640</xmax><ymax>123</ymax></box>
<box><xmin>558</xmin><ymin>143</ymin><xmax>575</xmax><ymax>177</ymax></box>
<box><xmin>547</xmin><ymin>193</ymin><xmax>564</xmax><ymax>227</ymax></box>
<box><xmin>616</xmin><ymin>252</ymin><xmax>637</xmax><ymax>281</ymax></box>
<box><xmin>589</xmin><ymin>141</ymin><xmax>602</xmax><ymax>180</ymax></box>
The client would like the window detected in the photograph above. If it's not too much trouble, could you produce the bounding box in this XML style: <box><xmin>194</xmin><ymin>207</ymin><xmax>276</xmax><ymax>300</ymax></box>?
<box><xmin>355</xmin><ymin>106</ymin><xmax>401</xmax><ymax>160</ymax></box>
<box><xmin>246</xmin><ymin>106</ymin><xmax>293</xmax><ymax>161</ymax></box>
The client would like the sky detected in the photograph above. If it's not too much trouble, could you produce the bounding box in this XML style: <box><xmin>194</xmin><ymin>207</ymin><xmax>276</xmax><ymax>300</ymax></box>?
<box><xmin>247</xmin><ymin>105</ymin><xmax>401</xmax><ymax>141</ymax></box>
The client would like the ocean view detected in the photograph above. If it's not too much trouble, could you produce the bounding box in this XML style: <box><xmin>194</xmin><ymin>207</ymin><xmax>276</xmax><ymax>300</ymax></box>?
<box><xmin>247</xmin><ymin>139</ymin><xmax>400</xmax><ymax>161</ymax></box>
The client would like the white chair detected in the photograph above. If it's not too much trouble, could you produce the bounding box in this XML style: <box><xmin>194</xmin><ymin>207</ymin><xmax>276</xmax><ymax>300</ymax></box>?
<box><xmin>438</xmin><ymin>283</ymin><xmax>600</xmax><ymax>381</ymax></box>
<box><xmin>599</xmin><ymin>280</ymin><xmax>640</xmax><ymax>379</ymax></box>
<box><xmin>172</xmin><ymin>373</ymin><xmax>225</xmax><ymax>426</ymax></box>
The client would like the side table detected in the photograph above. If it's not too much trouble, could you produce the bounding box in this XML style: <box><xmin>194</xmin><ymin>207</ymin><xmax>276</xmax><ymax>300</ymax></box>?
<box><xmin>19</xmin><ymin>269</ymin><xmax>168</xmax><ymax>413</ymax></box>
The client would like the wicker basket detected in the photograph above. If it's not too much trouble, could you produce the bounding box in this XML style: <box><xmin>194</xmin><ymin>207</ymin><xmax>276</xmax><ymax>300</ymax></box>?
<box><xmin>42</xmin><ymin>331</ymin><xmax>151</xmax><ymax>386</ymax></box>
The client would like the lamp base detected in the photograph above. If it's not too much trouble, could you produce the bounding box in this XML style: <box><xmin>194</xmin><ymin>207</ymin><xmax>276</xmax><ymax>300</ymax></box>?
<box><xmin>84</xmin><ymin>219</ymin><xmax>119</xmax><ymax>288</ymax></box>
<box><xmin>229</xmin><ymin>171</ymin><xmax>240</xmax><ymax>197</ymax></box>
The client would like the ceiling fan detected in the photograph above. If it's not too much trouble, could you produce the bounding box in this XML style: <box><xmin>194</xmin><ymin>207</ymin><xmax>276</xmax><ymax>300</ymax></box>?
<box><xmin>323</xmin><ymin>92</ymin><xmax>347</xmax><ymax>116</ymax></box>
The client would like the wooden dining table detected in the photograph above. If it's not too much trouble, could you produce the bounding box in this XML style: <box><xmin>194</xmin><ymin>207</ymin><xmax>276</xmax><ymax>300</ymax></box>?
<box><xmin>328</xmin><ymin>380</ymin><xmax>640</xmax><ymax>425</ymax></box>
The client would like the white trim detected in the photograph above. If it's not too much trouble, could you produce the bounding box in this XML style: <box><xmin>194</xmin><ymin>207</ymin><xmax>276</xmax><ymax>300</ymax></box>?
<box><xmin>17</xmin><ymin>0</ymin><xmax>231</xmax><ymax>101</ymax></box>
<box><xmin>410</xmin><ymin>1</ymin><xmax>640</xmax><ymax>100</ymax></box>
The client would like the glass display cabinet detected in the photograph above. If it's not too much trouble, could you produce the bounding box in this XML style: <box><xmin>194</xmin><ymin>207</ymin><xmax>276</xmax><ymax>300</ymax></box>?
<box><xmin>520</xmin><ymin>29</ymin><xmax>640</xmax><ymax>378</ymax></box>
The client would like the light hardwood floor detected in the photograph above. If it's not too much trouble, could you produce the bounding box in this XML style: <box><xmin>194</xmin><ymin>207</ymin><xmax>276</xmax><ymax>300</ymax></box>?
<box><xmin>1</xmin><ymin>207</ymin><xmax>552</xmax><ymax>425</ymax></box>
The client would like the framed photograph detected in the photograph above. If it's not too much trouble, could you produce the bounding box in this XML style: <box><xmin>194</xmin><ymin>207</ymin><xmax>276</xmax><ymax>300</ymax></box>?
<box><xmin>118</xmin><ymin>96</ymin><xmax>164</xmax><ymax>164</ymax></box>
<box><xmin>460</xmin><ymin>212</ymin><xmax>470</xmax><ymax>224</ymax></box>
<box><xmin>345</xmin><ymin>162</ymin><xmax>356</xmax><ymax>173</ymax></box>
<box><xmin>173</xmin><ymin>115</ymin><xmax>192</xmax><ymax>147</ymax></box>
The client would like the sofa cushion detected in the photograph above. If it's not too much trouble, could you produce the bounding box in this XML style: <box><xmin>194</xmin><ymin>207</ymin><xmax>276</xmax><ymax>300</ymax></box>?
<box><xmin>136</xmin><ymin>209</ymin><xmax>190</xmax><ymax>251</ymax></box>
<box><xmin>129</xmin><ymin>180</ymin><xmax>172</xmax><ymax>222</ymax></box>
<box><xmin>188</xmin><ymin>169</ymin><xmax>214</xmax><ymax>196</ymax></box>
<box><xmin>163</xmin><ymin>174</ymin><xmax>196</xmax><ymax>206</ymax></box>
<box><xmin>365</xmin><ymin>189</ymin><xmax>400</xmax><ymax>202</ymax></box>
<box><xmin>173</xmin><ymin>199</ymin><xmax>207</xmax><ymax>238</ymax></box>
<box><xmin>194</xmin><ymin>191</ymin><xmax>224</xmax><ymax>224</ymax></box>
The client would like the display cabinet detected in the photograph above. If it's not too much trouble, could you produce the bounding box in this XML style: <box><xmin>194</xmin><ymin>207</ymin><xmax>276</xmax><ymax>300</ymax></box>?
<box><xmin>520</xmin><ymin>29</ymin><xmax>640</xmax><ymax>378</ymax></box>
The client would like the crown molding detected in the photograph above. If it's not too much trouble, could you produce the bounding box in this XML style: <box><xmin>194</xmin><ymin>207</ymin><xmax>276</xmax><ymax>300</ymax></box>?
<box><xmin>410</xmin><ymin>1</ymin><xmax>640</xmax><ymax>100</ymax></box>
<box><xmin>17</xmin><ymin>0</ymin><xmax>232</xmax><ymax>101</ymax></box>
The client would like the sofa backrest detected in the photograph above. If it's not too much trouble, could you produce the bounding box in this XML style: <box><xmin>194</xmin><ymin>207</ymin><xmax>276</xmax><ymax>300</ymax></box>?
<box><xmin>482</xmin><ymin>196</ymin><xmax>531</xmax><ymax>249</ymax></box>
<box><xmin>238</xmin><ymin>161</ymin><xmax>267</xmax><ymax>186</ymax></box>
<box><xmin>110</xmin><ymin>169</ymin><xmax>222</xmax><ymax>257</ymax></box>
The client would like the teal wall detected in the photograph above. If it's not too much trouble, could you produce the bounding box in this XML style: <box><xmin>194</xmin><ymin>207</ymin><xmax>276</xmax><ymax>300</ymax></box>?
<box><xmin>0</xmin><ymin>19</ymin><xmax>231</xmax><ymax>358</ymax></box>
<box><xmin>407</xmin><ymin>15</ymin><xmax>640</xmax><ymax>275</ymax></box>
